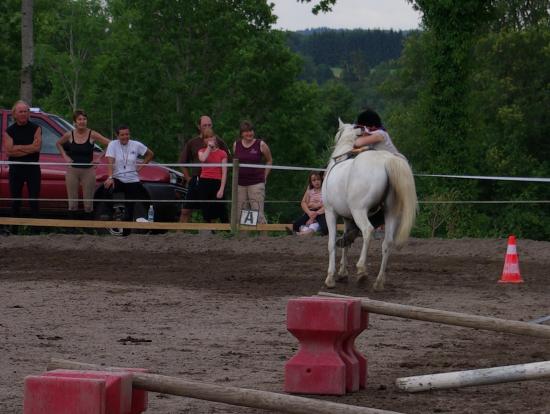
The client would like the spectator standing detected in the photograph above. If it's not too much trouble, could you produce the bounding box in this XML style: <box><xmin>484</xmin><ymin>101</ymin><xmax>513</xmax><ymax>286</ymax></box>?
<box><xmin>4</xmin><ymin>100</ymin><xmax>42</xmax><ymax>219</ymax></box>
<box><xmin>56</xmin><ymin>110</ymin><xmax>110</xmax><ymax>220</ymax></box>
<box><xmin>104</xmin><ymin>125</ymin><xmax>153</xmax><ymax>220</ymax></box>
<box><xmin>292</xmin><ymin>171</ymin><xmax>327</xmax><ymax>236</ymax></box>
<box><xmin>197</xmin><ymin>128</ymin><xmax>229</xmax><ymax>222</ymax></box>
<box><xmin>233</xmin><ymin>120</ymin><xmax>272</xmax><ymax>224</ymax></box>
<box><xmin>179</xmin><ymin>115</ymin><xmax>230</xmax><ymax>222</ymax></box>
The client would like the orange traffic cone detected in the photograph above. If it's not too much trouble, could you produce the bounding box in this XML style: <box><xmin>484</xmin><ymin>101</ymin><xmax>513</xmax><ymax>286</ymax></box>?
<box><xmin>498</xmin><ymin>235</ymin><xmax>523</xmax><ymax>284</ymax></box>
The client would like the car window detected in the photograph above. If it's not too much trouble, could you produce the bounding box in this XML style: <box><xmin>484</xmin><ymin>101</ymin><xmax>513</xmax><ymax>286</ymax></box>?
<box><xmin>50</xmin><ymin>114</ymin><xmax>74</xmax><ymax>131</ymax></box>
<box><xmin>31</xmin><ymin>118</ymin><xmax>62</xmax><ymax>154</ymax></box>
<box><xmin>7</xmin><ymin>115</ymin><xmax>62</xmax><ymax>155</ymax></box>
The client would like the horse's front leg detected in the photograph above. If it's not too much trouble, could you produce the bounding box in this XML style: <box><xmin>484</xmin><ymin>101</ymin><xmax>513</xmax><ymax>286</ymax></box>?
<box><xmin>324</xmin><ymin>209</ymin><xmax>338</xmax><ymax>288</ymax></box>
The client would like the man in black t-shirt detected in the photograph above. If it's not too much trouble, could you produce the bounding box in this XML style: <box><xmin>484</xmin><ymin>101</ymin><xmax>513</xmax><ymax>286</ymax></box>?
<box><xmin>4</xmin><ymin>100</ymin><xmax>42</xmax><ymax>218</ymax></box>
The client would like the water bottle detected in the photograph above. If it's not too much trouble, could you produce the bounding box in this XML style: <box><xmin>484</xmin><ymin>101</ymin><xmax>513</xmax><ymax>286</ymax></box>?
<box><xmin>147</xmin><ymin>204</ymin><xmax>155</xmax><ymax>222</ymax></box>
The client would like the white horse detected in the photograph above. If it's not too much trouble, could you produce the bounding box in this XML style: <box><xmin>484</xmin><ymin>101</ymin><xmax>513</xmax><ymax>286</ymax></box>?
<box><xmin>322</xmin><ymin>120</ymin><xmax>417</xmax><ymax>291</ymax></box>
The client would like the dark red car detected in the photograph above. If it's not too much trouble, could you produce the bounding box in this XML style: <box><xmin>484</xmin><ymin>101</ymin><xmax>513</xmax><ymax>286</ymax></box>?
<box><xmin>0</xmin><ymin>108</ymin><xmax>185</xmax><ymax>231</ymax></box>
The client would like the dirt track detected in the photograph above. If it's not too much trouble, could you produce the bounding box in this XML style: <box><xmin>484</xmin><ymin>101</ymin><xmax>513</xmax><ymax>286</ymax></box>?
<box><xmin>1</xmin><ymin>233</ymin><xmax>549</xmax><ymax>413</ymax></box>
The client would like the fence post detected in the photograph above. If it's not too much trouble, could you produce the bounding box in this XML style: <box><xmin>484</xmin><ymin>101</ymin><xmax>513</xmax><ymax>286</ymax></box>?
<box><xmin>231</xmin><ymin>158</ymin><xmax>240</xmax><ymax>234</ymax></box>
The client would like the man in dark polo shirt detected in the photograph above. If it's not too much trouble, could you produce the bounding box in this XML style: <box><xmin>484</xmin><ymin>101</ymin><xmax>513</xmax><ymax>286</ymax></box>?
<box><xmin>178</xmin><ymin>115</ymin><xmax>230</xmax><ymax>222</ymax></box>
<box><xmin>4</xmin><ymin>100</ymin><xmax>42</xmax><ymax>218</ymax></box>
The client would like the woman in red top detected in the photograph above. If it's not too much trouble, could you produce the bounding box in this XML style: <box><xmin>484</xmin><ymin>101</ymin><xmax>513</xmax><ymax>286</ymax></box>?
<box><xmin>197</xmin><ymin>128</ymin><xmax>229</xmax><ymax>222</ymax></box>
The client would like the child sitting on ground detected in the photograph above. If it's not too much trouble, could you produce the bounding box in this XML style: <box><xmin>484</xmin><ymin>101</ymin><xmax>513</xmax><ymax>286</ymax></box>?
<box><xmin>292</xmin><ymin>171</ymin><xmax>328</xmax><ymax>236</ymax></box>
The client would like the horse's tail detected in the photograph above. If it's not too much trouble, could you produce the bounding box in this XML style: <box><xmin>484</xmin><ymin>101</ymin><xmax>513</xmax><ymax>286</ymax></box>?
<box><xmin>385</xmin><ymin>156</ymin><xmax>418</xmax><ymax>247</ymax></box>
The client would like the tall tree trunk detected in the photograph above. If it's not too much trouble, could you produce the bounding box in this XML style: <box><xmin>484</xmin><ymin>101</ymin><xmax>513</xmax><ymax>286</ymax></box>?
<box><xmin>21</xmin><ymin>0</ymin><xmax>34</xmax><ymax>105</ymax></box>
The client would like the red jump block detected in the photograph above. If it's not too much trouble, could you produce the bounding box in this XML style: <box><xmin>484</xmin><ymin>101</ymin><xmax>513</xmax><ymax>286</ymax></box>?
<box><xmin>336</xmin><ymin>298</ymin><xmax>363</xmax><ymax>392</ymax></box>
<box><xmin>115</xmin><ymin>367</ymin><xmax>149</xmax><ymax>414</ymax></box>
<box><xmin>44</xmin><ymin>370</ymin><xmax>133</xmax><ymax>414</ymax></box>
<box><xmin>348</xmin><ymin>309</ymin><xmax>369</xmax><ymax>389</ymax></box>
<box><xmin>284</xmin><ymin>297</ymin><xmax>368</xmax><ymax>395</ymax></box>
<box><xmin>24</xmin><ymin>375</ymin><xmax>106</xmax><ymax>414</ymax></box>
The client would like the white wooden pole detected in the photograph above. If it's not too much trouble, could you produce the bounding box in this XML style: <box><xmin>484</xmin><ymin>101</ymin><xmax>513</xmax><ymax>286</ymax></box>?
<box><xmin>395</xmin><ymin>361</ymin><xmax>550</xmax><ymax>392</ymax></box>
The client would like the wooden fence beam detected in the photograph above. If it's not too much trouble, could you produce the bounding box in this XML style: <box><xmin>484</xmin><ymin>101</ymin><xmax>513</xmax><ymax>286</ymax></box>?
<box><xmin>317</xmin><ymin>292</ymin><xmax>550</xmax><ymax>339</ymax></box>
<box><xmin>0</xmin><ymin>217</ymin><xmax>343</xmax><ymax>232</ymax></box>
<box><xmin>47</xmin><ymin>359</ymin><xmax>403</xmax><ymax>414</ymax></box>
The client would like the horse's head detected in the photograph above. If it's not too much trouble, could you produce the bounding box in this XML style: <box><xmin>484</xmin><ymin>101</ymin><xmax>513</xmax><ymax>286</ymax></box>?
<box><xmin>331</xmin><ymin>119</ymin><xmax>362</xmax><ymax>157</ymax></box>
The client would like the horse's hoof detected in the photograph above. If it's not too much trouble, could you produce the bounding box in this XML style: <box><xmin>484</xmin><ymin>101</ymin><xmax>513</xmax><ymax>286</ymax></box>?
<box><xmin>372</xmin><ymin>283</ymin><xmax>384</xmax><ymax>292</ymax></box>
<box><xmin>336</xmin><ymin>275</ymin><xmax>348</xmax><ymax>283</ymax></box>
<box><xmin>325</xmin><ymin>278</ymin><xmax>336</xmax><ymax>289</ymax></box>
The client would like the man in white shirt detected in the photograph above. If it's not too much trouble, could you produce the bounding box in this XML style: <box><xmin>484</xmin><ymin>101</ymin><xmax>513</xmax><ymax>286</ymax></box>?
<box><xmin>104</xmin><ymin>125</ymin><xmax>154</xmax><ymax>220</ymax></box>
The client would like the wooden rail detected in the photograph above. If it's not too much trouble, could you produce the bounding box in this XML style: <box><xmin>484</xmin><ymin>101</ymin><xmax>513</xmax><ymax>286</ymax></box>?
<box><xmin>318</xmin><ymin>292</ymin><xmax>550</xmax><ymax>339</ymax></box>
<box><xmin>0</xmin><ymin>217</ymin><xmax>344</xmax><ymax>232</ymax></box>
<box><xmin>47</xmin><ymin>359</ymin><xmax>403</xmax><ymax>414</ymax></box>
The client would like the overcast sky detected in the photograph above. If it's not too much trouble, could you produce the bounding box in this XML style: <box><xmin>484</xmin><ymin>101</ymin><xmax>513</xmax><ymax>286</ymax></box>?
<box><xmin>270</xmin><ymin>0</ymin><xmax>422</xmax><ymax>31</ymax></box>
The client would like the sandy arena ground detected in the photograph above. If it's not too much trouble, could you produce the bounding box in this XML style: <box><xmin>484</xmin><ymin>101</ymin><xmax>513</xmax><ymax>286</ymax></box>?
<box><xmin>1</xmin><ymin>233</ymin><xmax>549</xmax><ymax>413</ymax></box>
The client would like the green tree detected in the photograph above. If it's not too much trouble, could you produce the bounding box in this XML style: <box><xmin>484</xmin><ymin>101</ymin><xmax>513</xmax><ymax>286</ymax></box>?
<box><xmin>0</xmin><ymin>0</ymin><xmax>22</xmax><ymax>107</ymax></box>
<box><xmin>384</xmin><ymin>2</ymin><xmax>550</xmax><ymax>238</ymax></box>
<box><xmin>21</xmin><ymin>0</ymin><xmax>34</xmax><ymax>104</ymax></box>
<box><xmin>34</xmin><ymin>0</ymin><xmax>109</xmax><ymax>114</ymax></box>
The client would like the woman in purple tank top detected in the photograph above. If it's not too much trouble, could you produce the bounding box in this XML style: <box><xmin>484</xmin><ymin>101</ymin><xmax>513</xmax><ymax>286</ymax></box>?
<box><xmin>232</xmin><ymin>121</ymin><xmax>273</xmax><ymax>224</ymax></box>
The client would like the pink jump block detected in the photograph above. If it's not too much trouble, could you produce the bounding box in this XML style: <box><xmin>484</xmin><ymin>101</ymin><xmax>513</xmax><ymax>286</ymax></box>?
<box><xmin>114</xmin><ymin>367</ymin><xmax>148</xmax><ymax>414</ymax></box>
<box><xmin>43</xmin><ymin>370</ymin><xmax>133</xmax><ymax>414</ymax></box>
<box><xmin>24</xmin><ymin>368</ymin><xmax>148</xmax><ymax>414</ymax></box>
<box><xmin>24</xmin><ymin>375</ymin><xmax>106</xmax><ymax>414</ymax></box>
<box><xmin>353</xmin><ymin>310</ymin><xmax>369</xmax><ymax>389</ymax></box>
<box><xmin>284</xmin><ymin>296</ymin><xmax>368</xmax><ymax>395</ymax></box>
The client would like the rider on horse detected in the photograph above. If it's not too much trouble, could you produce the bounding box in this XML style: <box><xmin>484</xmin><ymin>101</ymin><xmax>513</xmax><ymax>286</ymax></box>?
<box><xmin>336</xmin><ymin>108</ymin><xmax>405</xmax><ymax>248</ymax></box>
<box><xmin>353</xmin><ymin>108</ymin><xmax>403</xmax><ymax>157</ymax></box>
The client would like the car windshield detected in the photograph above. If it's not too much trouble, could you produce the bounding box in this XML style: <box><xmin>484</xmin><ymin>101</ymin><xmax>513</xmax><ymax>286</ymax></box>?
<box><xmin>50</xmin><ymin>114</ymin><xmax>74</xmax><ymax>132</ymax></box>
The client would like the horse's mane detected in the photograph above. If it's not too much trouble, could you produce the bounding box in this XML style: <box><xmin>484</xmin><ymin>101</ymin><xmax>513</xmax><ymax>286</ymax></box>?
<box><xmin>330</xmin><ymin>123</ymin><xmax>357</xmax><ymax>158</ymax></box>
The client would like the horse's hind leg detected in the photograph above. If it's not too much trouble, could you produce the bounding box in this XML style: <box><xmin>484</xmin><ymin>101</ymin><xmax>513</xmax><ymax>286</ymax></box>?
<box><xmin>373</xmin><ymin>214</ymin><xmax>396</xmax><ymax>291</ymax></box>
<box><xmin>337</xmin><ymin>246</ymin><xmax>349</xmax><ymax>281</ymax></box>
<box><xmin>352</xmin><ymin>208</ymin><xmax>374</xmax><ymax>282</ymax></box>
<box><xmin>324</xmin><ymin>209</ymin><xmax>338</xmax><ymax>288</ymax></box>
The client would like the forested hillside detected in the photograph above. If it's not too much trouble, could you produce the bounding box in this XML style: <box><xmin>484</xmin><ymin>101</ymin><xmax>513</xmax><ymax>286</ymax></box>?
<box><xmin>288</xmin><ymin>29</ymin><xmax>405</xmax><ymax>71</ymax></box>
<box><xmin>286</xmin><ymin>28</ymin><xmax>407</xmax><ymax>84</ymax></box>
<box><xmin>1</xmin><ymin>1</ymin><xmax>549</xmax><ymax>239</ymax></box>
